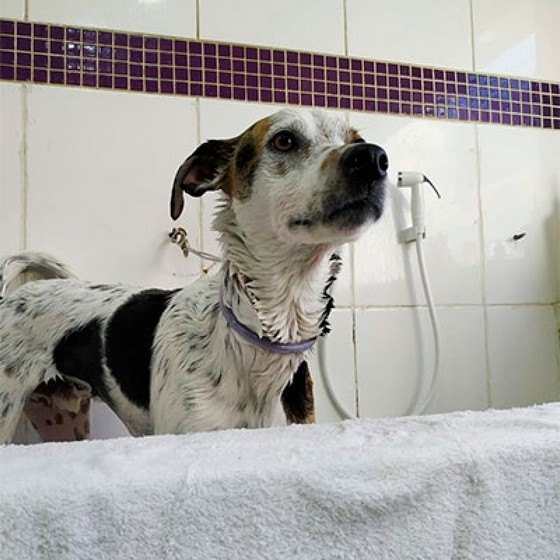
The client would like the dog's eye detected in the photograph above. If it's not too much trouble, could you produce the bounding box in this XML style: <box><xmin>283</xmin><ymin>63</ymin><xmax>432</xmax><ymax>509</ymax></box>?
<box><xmin>271</xmin><ymin>131</ymin><xmax>297</xmax><ymax>152</ymax></box>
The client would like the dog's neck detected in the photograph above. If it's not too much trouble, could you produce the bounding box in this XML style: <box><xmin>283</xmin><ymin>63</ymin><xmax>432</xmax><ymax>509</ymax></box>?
<box><xmin>216</xmin><ymin>210</ymin><xmax>340</xmax><ymax>346</ymax></box>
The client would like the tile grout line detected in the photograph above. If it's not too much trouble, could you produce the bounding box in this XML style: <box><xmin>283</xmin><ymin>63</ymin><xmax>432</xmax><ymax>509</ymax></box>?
<box><xmin>19</xmin><ymin>2</ymin><xmax>29</xmax><ymax>251</ymax></box>
<box><xmin>19</xmin><ymin>82</ymin><xmax>28</xmax><ymax>251</ymax></box>
<box><xmin>342</xmin><ymin>0</ymin><xmax>360</xmax><ymax>418</ymax></box>
<box><xmin>474</xmin><ymin>122</ymin><xmax>493</xmax><ymax>408</ymax></box>
<box><xmin>195</xmin><ymin>0</ymin><xmax>205</xmax><ymax>278</ymax></box>
<box><xmin>195</xmin><ymin>0</ymin><xmax>200</xmax><ymax>42</ymax></box>
<box><xmin>468</xmin><ymin>0</ymin><xmax>476</xmax><ymax>74</ymax></box>
<box><xmin>335</xmin><ymin>302</ymin><xmax>557</xmax><ymax>310</ymax></box>
<box><xmin>469</xmin><ymin>0</ymin><xmax>493</xmax><ymax>409</ymax></box>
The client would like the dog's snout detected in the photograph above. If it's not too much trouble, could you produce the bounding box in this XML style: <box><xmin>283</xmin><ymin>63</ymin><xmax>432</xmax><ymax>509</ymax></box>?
<box><xmin>341</xmin><ymin>144</ymin><xmax>388</xmax><ymax>182</ymax></box>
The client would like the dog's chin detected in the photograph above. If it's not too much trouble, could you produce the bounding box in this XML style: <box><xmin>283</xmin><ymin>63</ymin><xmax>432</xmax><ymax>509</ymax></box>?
<box><xmin>325</xmin><ymin>196</ymin><xmax>383</xmax><ymax>229</ymax></box>
<box><xmin>288</xmin><ymin>189</ymin><xmax>384</xmax><ymax>243</ymax></box>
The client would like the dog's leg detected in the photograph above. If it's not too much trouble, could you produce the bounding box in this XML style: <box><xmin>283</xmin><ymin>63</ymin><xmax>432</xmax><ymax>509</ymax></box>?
<box><xmin>0</xmin><ymin>366</ymin><xmax>38</xmax><ymax>444</ymax></box>
<box><xmin>281</xmin><ymin>361</ymin><xmax>315</xmax><ymax>424</ymax></box>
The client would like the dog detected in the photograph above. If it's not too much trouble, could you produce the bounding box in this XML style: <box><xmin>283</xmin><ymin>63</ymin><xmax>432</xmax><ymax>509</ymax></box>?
<box><xmin>0</xmin><ymin>108</ymin><xmax>388</xmax><ymax>443</ymax></box>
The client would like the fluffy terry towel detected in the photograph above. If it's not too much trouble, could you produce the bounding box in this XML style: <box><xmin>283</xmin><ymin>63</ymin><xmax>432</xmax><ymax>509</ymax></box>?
<box><xmin>1</xmin><ymin>404</ymin><xmax>559</xmax><ymax>560</ymax></box>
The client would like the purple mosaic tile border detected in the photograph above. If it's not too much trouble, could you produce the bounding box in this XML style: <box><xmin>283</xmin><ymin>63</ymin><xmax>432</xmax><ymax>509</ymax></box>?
<box><xmin>1</xmin><ymin>19</ymin><xmax>559</xmax><ymax>129</ymax></box>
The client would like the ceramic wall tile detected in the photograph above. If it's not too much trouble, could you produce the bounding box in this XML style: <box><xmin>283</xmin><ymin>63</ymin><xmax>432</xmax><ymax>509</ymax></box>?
<box><xmin>28</xmin><ymin>0</ymin><xmax>196</xmax><ymax>37</ymax></box>
<box><xmin>472</xmin><ymin>0</ymin><xmax>560</xmax><ymax>81</ymax></box>
<box><xmin>199</xmin><ymin>0</ymin><xmax>345</xmax><ymax>54</ymax></box>
<box><xmin>349</xmin><ymin>113</ymin><xmax>482</xmax><ymax>306</ymax></box>
<box><xmin>487</xmin><ymin>305</ymin><xmax>560</xmax><ymax>408</ymax></box>
<box><xmin>26</xmin><ymin>85</ymin><xmax>200</xmax><ymax>287</ymax></box>
<box><xmin>356</xmin><ymin>306</ymin><xmax>488</xmax><ymax>418</ymax></box>
<box><xmin>308</xmin><ymin>309</ymin><xmax>357</xmax><ymax>423</ymax></box>
<box><xmin>0</xmin><ymin>82</ymin><xmax>23</xmax><ymax>254</ymax></box>
<box><xmin>0</xmin><ymin>0</ymin><xmax>24</xmax><ymax>20</ymax></box>
<box><xmin>479</xmin><ymin>125</ymin><xmax>559</xmax><ymax>305</ymax></box>
<box><xmin>90</xmin><ymin>402</ymin><xmax>130</xmax><ymax>439</ymax></box>
<box><xmin>346</xmin><ymin>0</ymin><xmax>472</xmax><ymax>69</ymax></box>
<box><xmin>12</xmin><ymin>418</ymin><xmax>41</xmax><ymax>444</ymax></box>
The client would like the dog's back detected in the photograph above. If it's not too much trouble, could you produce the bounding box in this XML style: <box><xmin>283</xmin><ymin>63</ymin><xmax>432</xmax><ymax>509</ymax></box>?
<box><xmin>0</xmin><ymin>253</ymin><xmax>157</xmax><ymax>441</ymax></box>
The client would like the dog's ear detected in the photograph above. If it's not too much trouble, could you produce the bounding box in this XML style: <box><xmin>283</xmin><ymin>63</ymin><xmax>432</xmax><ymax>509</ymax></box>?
<box><xmin>170</xmin><ymin>139</ymin><xmax>237</xmax><ymax>220</ymax></box>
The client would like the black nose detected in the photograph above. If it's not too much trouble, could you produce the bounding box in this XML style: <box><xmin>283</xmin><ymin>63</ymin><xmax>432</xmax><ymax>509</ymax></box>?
<box><xmin>341</xmin><ymin>144</ymin><xmax>388</xmax><ymax>182</ymax></box>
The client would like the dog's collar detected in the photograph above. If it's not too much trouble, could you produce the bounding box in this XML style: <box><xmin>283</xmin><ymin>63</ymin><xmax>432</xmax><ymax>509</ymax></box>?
<box><xmin>219</xmin><ymin>292</ymin><xmax>316</xmax><ymax>355</ymax></box>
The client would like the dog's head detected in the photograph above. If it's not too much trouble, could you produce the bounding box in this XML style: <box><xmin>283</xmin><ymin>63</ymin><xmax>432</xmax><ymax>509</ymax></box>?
<box><xmin>171</xmin><ymin>109</ymin><xmax>388</xmax><ymax>245</ymax></box>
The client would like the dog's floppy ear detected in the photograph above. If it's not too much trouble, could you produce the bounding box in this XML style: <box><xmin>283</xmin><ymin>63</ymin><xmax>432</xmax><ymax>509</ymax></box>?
<box><xmin>170</xmin><ymin>138</ymin><xmax>237</xmax><ymax>220</ymax></box>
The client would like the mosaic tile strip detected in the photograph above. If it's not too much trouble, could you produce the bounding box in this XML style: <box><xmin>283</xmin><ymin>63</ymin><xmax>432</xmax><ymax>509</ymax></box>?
<box><xmin>1</xmin><ymin>19</ymin><xmax>559</xmax><ymax>129</ymax></box>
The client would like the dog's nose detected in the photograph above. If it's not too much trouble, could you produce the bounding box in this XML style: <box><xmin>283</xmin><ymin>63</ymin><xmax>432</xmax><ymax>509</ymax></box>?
<box><xmin>341</xmin><ymin>144</ymin><xmax>388</xmax><ymax>182</ymax></box>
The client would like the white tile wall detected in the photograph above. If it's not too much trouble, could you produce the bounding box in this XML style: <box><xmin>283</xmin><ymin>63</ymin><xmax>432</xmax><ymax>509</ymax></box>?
<box><xmin>26</xmin><ymin>85</ymin><xmax>201</xmax><ymax>288</ymax></box>
<box><xmin>199</xmin><ymin>0</ymin><xmax>345</xmax><ymax>54</ymax></box>
<box><xmin>346</xmin><ymin>0</ymin><xmax>473</xmax><ymax>69</ymax></box>
<box><xmin>479</xmin><ymin>125</ymin><xmax>559</xmax><ymax>305</ymax></box>
<box><xmin>487</xmin><ymin>305</ymin><xmax>560</xmax><ymax>408</ymax></box>
<box><xmin>1</xmin><ymin>1</ymin><xmax>559</xmax><ymax>439</ymax></box>
<box><xmin>472</xmin><ymin>0</ymin><xmax>560</xmax><ymax>81</ymax></box>
<box><xmin>349</xmin><ymin>114</ymin><xmax>482</xmax><ymax>306</ymax></box>
<box><xmin>90</xmin><ymin>402</ymin><xmax>130</xmax><ymax>439</ymax></box>
<box><xmin>0</xmin><ymin>83</ymin><xmax>24</xmax><ymax>254</ymax></box>
<box><xmin>0</xmin><ymin>0</ymin><xmax>24</xmax><ymax>20</ymax></box>
<box><xmin>27</xmin><ymin>0</ymin><xmax>197</xmax><ymax>37</ymax></box>
<box><xmin>355</xmin><ymin>307</ymin><xmax>488</xmax><ymax>418</ymax></box>
<box><xmin>308</xmin><ymin>309</ymin><xmax>358</xmax><ymax>423</ymax></box>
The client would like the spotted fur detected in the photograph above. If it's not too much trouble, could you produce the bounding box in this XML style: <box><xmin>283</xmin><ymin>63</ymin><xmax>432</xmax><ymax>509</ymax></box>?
<box><xmin>0</xmin><ymin>109</ymin><xmax>387</xmax><ymax>443</ymax></box>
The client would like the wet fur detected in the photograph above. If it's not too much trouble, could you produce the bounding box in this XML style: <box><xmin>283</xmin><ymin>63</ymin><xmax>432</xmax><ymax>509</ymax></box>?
<box><xmin>0</xmin><ymin>109</ymin><xmax>386</xmax><ymax>443</ymax></box>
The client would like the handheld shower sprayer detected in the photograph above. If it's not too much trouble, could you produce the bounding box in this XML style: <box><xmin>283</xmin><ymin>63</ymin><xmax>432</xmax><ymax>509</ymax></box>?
<box><xmin>397</xmin><ymin>171</ymin><xmax>442</xmax><ymax>415</ymax></box>
<box><xmin>397</xmin><ymin>172</ymin><xmax>441</xmax><ymax>243</ymax></box>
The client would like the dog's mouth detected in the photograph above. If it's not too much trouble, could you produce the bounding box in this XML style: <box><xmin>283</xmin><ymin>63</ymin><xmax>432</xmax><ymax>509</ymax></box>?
<box><xmin>325</xmin><ymin>195</ymin><xmax>379</xmax><ymax>223</ymax></box>
<box><xmin>290</xmin><ymin>180</ymin><xmax>386</xmax><ymax>231</ymax></box>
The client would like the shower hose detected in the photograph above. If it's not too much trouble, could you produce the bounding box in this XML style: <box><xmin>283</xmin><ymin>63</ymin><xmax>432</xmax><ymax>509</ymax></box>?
<box><xmin>318</xmin><ymin>231</ymin><xmax>441</xmax><ymax>419</ymax></box>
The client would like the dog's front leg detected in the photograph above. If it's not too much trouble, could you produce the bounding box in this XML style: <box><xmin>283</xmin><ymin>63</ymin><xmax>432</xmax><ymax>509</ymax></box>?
<box><xmin>281</xmin><ymin>361</ymin><xmax>315</xmax><ymax>424</ymax></box>
<box><xmin>0</xmin><ymin>368</ymin><xmax>34</xmax><ymax>444</ymax></box>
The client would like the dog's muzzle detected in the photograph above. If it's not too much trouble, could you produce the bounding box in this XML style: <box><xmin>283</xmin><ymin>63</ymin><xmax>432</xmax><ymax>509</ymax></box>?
<box><xmin>289</xmin><ymin>143</ymin><xmax>388</xmax><ymax>231</ymax></box>
<box><xmin>321</xmin><ymin>143</ymin><xmax>387</xmax><ymax>228</ymax></box>
<box><xmin>341</xmin><ymin>143</ymin><xmax>388</xmax><ymax>184</ymax></box>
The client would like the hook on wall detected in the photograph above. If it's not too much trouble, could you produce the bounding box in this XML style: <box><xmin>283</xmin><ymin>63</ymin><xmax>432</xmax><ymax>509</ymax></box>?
<box><xmin>168</xmin><ymin>227</ymin><xmax>223</xmax><ymax>263</ymax></box>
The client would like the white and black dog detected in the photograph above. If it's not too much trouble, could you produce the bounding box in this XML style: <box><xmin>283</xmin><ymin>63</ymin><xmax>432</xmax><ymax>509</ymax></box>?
<box><xmin>0</xmin><ymin>109</ymin><xmax>387</xmax><ymax>443</ymax></box>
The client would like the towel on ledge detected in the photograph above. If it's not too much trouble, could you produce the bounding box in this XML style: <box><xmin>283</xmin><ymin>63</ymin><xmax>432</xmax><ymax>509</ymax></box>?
<box><xmin>1</xmin><ymin>404</ymin><xmax>559</xmax><ymax>560</ymax></box>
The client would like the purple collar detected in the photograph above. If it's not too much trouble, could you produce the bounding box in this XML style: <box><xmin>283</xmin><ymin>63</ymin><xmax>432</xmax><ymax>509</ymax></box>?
<box><xmin>219</xmin><ymin>295</ymin><xmax>316</xmax><ymax>355</ymax></box>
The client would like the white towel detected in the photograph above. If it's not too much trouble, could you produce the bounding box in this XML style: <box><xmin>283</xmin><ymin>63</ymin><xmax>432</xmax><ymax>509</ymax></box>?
<box><xmin>1</xmin><ymin>404</ymin><xmax>559</xmax><ymax>560</ymax></box>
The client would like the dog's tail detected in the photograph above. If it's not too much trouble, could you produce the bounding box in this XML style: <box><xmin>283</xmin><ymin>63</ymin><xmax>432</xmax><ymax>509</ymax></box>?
<box><xmin>0</xmin><ymin>251</ymin><xmax>75</xmax><ymax>298</ymax></box>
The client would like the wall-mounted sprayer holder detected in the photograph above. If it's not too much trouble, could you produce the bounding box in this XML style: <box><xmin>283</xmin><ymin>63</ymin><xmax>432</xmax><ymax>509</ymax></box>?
<box><xmin>397</xmin><ymin>172</ymin><xmax>441</xmax><ymax>243</ymax></box>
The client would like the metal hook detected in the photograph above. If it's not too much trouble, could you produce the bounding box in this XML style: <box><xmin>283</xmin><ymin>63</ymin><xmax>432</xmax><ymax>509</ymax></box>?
<box><xmin>169</xmin><ymin>227</ymin><xmax>190</xmax><ymax>258</ymax></box>
<box><xmin>168</xmin><ymin>227</ymin><xmax>223</xmax><ymax>263</ymax></box>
